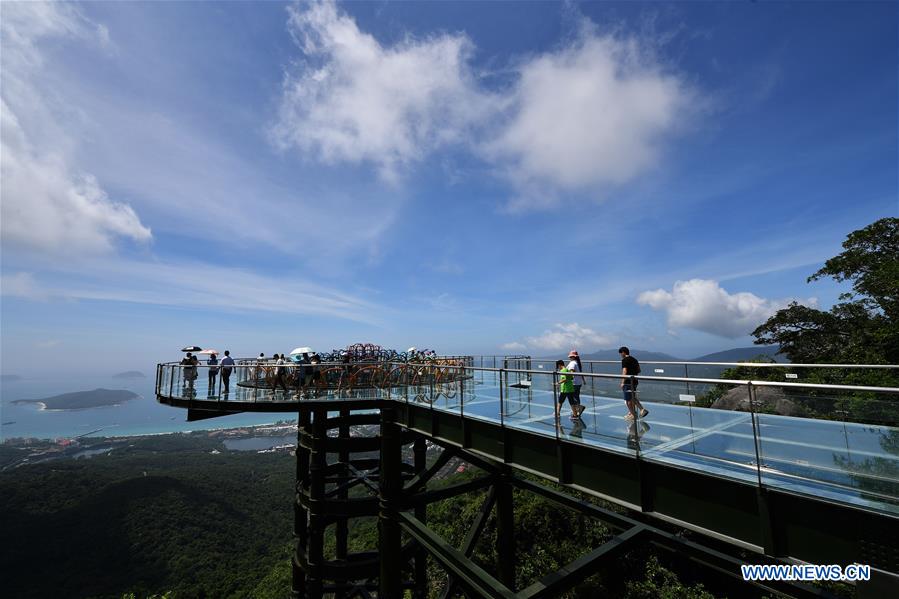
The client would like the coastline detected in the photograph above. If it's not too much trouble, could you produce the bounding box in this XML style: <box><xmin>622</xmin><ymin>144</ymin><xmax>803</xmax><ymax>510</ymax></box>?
<box><xmin>12</xmin><ymin>400</ymin><xmax>131</xmax><ymax>412</ymax></box>
<box><xmin>3</xmin><ymin>418</ymin><xmax>299</xmax><ymax>445</ymax></box>
<box><xmin>1</xmin><ymin>377</ymin><xmax>300</xmax><ymax>442</ymax></box>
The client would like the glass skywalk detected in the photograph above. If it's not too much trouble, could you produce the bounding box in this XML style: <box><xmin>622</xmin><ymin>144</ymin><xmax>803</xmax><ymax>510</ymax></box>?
<box><xmin>156</xmin><ymin>360</ymin><xmax>899</xmax><ymax>517</ymax></box>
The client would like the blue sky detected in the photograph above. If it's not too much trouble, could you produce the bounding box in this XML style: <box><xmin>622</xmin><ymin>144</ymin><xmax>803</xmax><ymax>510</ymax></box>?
<box><xmin>1</xmin><ymin>1</ymin><xmax>896</xmax><ymax>375</ymax></box>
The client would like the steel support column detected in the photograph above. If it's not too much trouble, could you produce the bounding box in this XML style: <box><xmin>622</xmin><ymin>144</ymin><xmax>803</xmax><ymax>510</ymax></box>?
<box><xmin>379</xmin><ymin>407</ymin><xmax>403</xmax><ymax>597</ymax></box>
<box><xmin>495</xmin><ymin>470</ymin><xmax>516</xmax><ymax>590</ymax></box>
<box><xmin>335</xmin><ymin>406</ymin><xmax>350</xmax><ymax>598</ymax></box>
<box><xmin>413</xmin><ymin>435</ymin><xmax>428</xmax><ymax>597</ymax></box>
<box><xmin>306</xmin><ymin>408</ymin><xmax>328</xmax><ymax>597</ymax></box>
<box><xmin>292</xmin><ymin>409</ymin><xmax>311</xmax><ymax>598</ymax></box>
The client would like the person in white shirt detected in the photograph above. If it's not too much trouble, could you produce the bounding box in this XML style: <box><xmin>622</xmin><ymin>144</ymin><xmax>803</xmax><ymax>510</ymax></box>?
<box><xmin>567</xmin><ymin>350</ymin><xmax>586</xmax><ymax>418</ymax></box>
<box><xmin>273</xmin><ymin>353</ymin><xmax>288</xmax><ymax>394</ymax></box>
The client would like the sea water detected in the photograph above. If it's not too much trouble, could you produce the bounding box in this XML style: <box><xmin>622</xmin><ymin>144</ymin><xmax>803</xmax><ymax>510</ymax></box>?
<box><xmin>0</xmin><ymin>373</ymin><xmax>292</xmax><ymax>441</ymax></box>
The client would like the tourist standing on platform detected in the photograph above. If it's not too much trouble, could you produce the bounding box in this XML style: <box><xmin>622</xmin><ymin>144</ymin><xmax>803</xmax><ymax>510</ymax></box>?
<box><xmin>255</xmin><ymin>352</ymin><xmax>266</xmax><ymax>384</ymax></box>
<box><xmin>273</xmin><ymin>353</ymin><xmax>288</xmax><ymax>394</ymax></box>
<box><xmin>619</xmin><ymin>346</ymin><xmax>648</xmax><ymax>421</ymax></box>
<box><xmin>309</xmin><ymin>354</ymin><xmax>322</xmax><ymax>396</ymax></box>
<box><xmin>567</xmin><ymin>350</ymin><xmax>586</xmax><ymax>418</ymax></box>
<box><xmin>554</xmin><ymin>360</ymin><xmax>582</xmax><ymax>421</ymax></box>
<box><xmin>207</xmin><ymin>352</ymin><xmax>219</xmax><ymax>395</ymax></box>
<box><xmin>181</xmin><ymin>352</ymin><xmax>196</xmax><ymax>394</ymax></box>
<box><xmin>220</xmin><ymin>351</ymin><xmax>234</xmax><ymax>395</ymax></box>
<box><xmin>294</xmin><ymin>352</ymin><xmax>311</xmax><ymax>398</ymax></box>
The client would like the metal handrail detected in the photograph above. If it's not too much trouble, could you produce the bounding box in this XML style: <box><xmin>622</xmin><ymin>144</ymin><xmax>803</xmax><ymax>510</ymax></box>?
<box><xmin>523</xmin><ymin>358</ymin><xmax>899</xmax><ymax>370</ymax></box>
<box><xmin>169</xmin><ymin>356</ymin><xmax>899</xmax><ymax>370</ymax></box>
<box><xmin>157</xmin><ymin>360</ymin><xmax>899</xmax><ymax>395</ymax></box>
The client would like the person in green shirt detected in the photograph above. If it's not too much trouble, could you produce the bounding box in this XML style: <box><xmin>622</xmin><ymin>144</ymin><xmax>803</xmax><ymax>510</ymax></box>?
<box><xmin>555</xmin><ymin>360</ymin><xmax>584</xmax><ymax>420</ymax></box>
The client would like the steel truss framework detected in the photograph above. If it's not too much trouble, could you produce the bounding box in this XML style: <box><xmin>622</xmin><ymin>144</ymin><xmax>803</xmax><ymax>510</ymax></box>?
<box><xmin>289</xmin><ymin>404</ymin><xmax>840</xmax><ymax>599</ymax></box>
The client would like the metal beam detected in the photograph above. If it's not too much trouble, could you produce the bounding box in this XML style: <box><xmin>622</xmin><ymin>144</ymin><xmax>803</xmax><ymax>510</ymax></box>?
<box><xmin>441</xmin><ymin>486</ymin><xmax>498</xmax><ymax>599</ymax></box>
<box><xmin>398</xmin><ymin>511</ymin><xmax>517</xmax><ymax>599</ymax></box>
<box><xmin>405</xmin><ymin>475</ymin><xmax>496</xmax><ymax>507</ymax></box>
<box><xmin>518</xmin><ymin>525</ymin><xmax>648</xmax><ymax>599</ymax></box>
<box><xmin>404</xmin><ymin>446</ymin><xmax>458</xmax><ymax>493</ymax></box>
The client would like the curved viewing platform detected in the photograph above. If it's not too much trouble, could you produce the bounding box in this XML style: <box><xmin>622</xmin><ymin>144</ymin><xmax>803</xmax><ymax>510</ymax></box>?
<box><xmin>157</xmin><ymin>355</ymin><xmax>899</xmax><ymax>518</ymax></box>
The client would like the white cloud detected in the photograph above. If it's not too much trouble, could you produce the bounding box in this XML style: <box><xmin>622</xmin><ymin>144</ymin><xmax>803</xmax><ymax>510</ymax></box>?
<box><xmin>272</xmin><ymin>0</ymin><xmax>496</xmax><ymax>182</ymax></box>
<box><xmin>486</xmin><ymin>32</ymin><xmax>692</xmax><ymax>210</ymax></box>
<box><xmin>0</xmin><ymin>3</ymin><xmax>151</xmax><ymax>256</ymax></box>
<box><xmin>521</xmin><ymin>322</ymin><xmax>613</xmax><ymax>351</ymax></box>
<box><xmin>272</xmin><ymin>1</ymin><xmax>693</xmax><ymax>207</ymax></box>
<box><xmin>637</xmin><ymin>279</ymin><xmax>816</xmax><ymax>338</ymax></box>
<box><xmin>0</xmin><ymin>259</ymin><xmax>383</xmax><ymax>325</ymax></box>
<box><xmin>0</xmin><ymin>272</ymin><xmax>47</xmax><ymax>300</ymax></box>
<box><xmin>500</xmin><ymin>341</ymin><xmax>526</xmax><ymax>352</ymax></box>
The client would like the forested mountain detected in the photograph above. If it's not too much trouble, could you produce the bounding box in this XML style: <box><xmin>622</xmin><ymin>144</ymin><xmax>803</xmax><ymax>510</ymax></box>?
<box><xmin>1</xmin><ymin>434</ymin><xmax>729</xmax><ymax>599</ymax></box>
<box><xmin>1</xmin><ymin>435</ymin><xmax>294</xmax><ymax>599</ymax></box>
<box><xmin>542</xmin><ymin>346</ymin><xmax>782</xmax><ymax>363</ymax></box>
<box><xmin>691</xmin><ymin>345</ymin><xmax>782</xmax><ymax>363</ymax></box>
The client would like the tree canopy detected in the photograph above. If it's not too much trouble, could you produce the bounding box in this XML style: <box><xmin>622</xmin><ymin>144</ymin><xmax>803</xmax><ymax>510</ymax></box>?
<box><xmin>753</xmin><ymin>217</ymin><xmax>899</xmax><ymax>367</ymax></box>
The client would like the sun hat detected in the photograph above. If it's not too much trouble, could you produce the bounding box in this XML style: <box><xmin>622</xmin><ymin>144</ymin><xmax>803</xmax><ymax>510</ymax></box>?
<box><xmin>568</xmin><ymin>350</ymin><xmax>579</xmax><ymax>357</ymax></box>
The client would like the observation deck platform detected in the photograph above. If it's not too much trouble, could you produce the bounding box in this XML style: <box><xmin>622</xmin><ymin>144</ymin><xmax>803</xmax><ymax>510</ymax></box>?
<box><xmin>156</xmin><ymin>357</ymin><xmax>899</xmax><ymax>589</ymax></box>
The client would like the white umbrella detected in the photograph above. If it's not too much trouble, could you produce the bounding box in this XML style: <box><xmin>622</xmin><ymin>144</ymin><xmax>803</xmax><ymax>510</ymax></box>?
<box><xmin>290</xmin><ymin>346</ymin><xmax>313</xmax><ymax>355</ymax></box>
<box><xmin>197</xmin><ymin>349</ymin><xmax>220</xmax><ymax>355</ymax></box>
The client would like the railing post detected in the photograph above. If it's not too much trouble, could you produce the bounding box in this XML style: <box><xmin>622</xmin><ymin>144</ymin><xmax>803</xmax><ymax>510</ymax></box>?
<box><xmin>747</xmin><ymin>382</ymin><xmax>764</xmax><ymax>488</ymax></box>
<box><xmin>460</xmin><ymin>369</ymin><xmax>464</xmax><ymax>419</ymax></box>
<box><xmin>499</xmin><ymin>368</ymin><xmax>505</xmax><ymax>426</ymax></box>
<box><xmin>748</xmin><ymin>382</ymin><xmax>781</xmax><ymax>555</ymax></box>
<box><xmin>553</xmin><ymin>370</ymin><xmax>560</xmax><ymax>440</ymax></box>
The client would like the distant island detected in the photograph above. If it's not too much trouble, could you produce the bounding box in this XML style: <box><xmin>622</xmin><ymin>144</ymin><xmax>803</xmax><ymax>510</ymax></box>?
<box><xmin>13</xmin><ymin>389</ymin><xmax>139</xmax><ymax>411</ymax></box>
<box><xmin>1</xmin><ymin>375</ymin><xmax>23</xmax><ymax>382</ymax></box>
<box><xmin>112</xmin><ymin>371</ymin><xmax>146</xmax><ymax>379</ymax></box>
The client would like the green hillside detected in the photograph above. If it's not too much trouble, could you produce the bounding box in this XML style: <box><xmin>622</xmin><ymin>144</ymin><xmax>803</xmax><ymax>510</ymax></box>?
<box><xmin>1</xmin><ymin>433</ymin><xmax>737</xmax><ymax>599</ymax></box>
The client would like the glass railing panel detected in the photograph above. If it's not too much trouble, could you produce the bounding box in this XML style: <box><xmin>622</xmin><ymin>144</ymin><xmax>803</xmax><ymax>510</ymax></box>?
<box><xmin>637</xmin><ymin>381</ymin><xmax>760</xmax><ymax>483</ymax></box>
<box><xmin>504</xmin><ymin>377</ymin><xmax>560</xmax><ymax>441</ymax></box>
<box><xmin>753</xmin><ymin>386</ymin><xmax>899</xmax><ymax>514</ymax></box>
<box><xmin>457</xmin><ymin>373</ymin><xmax>500</xmax><ymax>423</ymax></box>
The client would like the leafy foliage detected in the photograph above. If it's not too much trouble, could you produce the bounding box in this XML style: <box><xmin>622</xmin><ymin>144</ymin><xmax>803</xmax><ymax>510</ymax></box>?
<box><xmin>753</xmin><ymin>217</ymin><xmax>899</xmax><ymax>369</ymax></box>
<box><xmin>748</xmin><ymin>218</ymin><xmax>899</xmax><ymax>425</ymax></box>
<box><xmin>1</xmin><ymin>439</ymin><xmax>731</xmax><ymax>598</ymax></box>
<box><xmin>1</xmin><ymin>435</ymin><xmax>294</xmax><ymax>599</ymax></box>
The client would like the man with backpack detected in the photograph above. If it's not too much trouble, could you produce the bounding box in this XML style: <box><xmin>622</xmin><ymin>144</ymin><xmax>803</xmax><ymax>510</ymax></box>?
<box><xmin>619</xmin><ymin>346</ymin><xmax>649</xmax><ymax>421</ymax></box>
